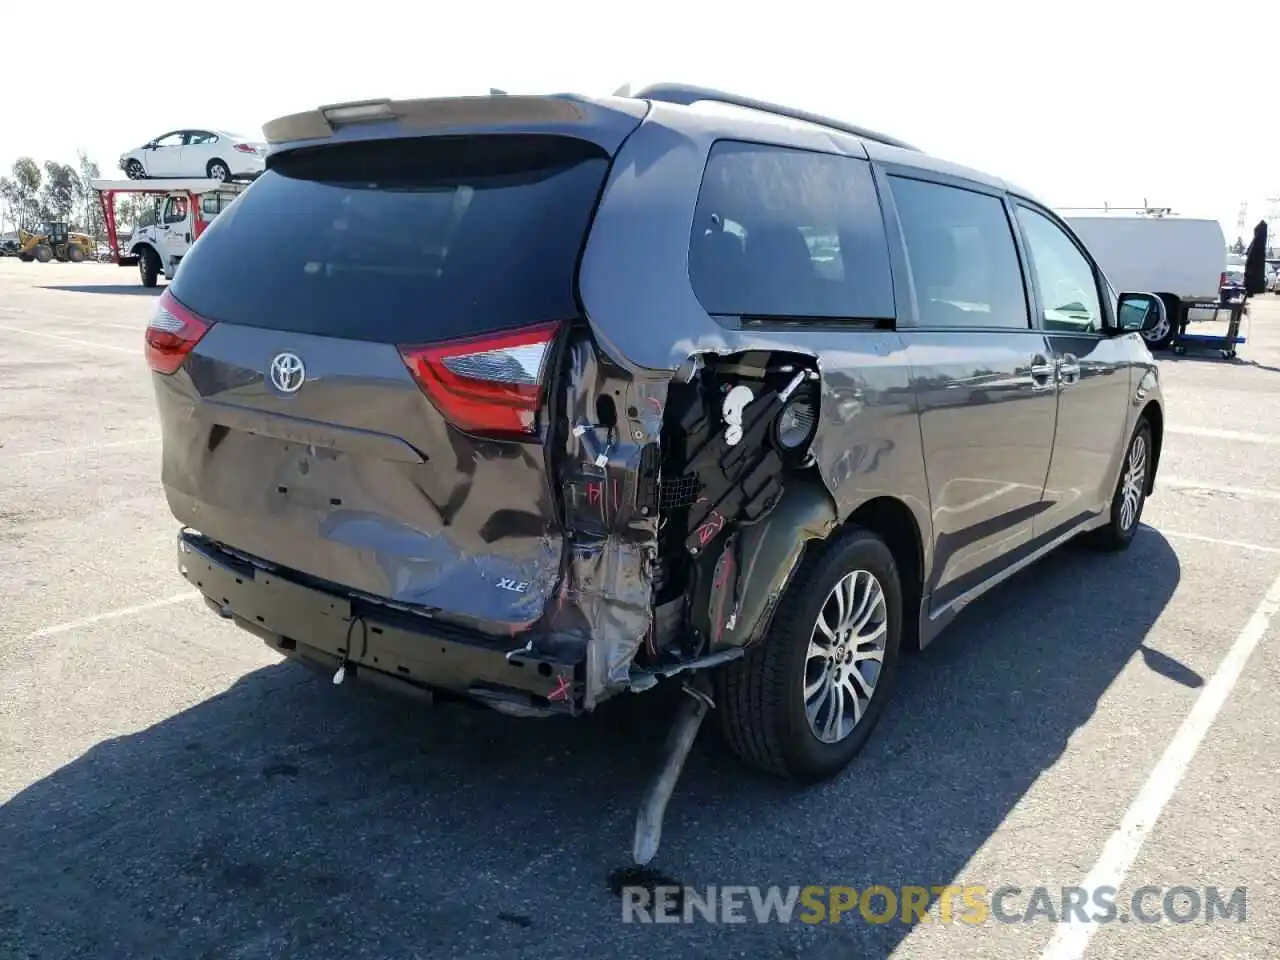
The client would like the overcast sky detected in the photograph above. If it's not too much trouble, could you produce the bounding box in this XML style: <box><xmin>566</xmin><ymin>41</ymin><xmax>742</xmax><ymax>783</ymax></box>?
<box><xmin>4</xmin><ymin>0</ymin><xmax>1274</xmax><ymax>240</ymax></box>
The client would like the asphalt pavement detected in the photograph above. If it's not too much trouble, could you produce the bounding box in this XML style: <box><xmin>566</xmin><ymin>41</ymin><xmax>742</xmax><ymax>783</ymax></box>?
<box><xmin>1</xmin><ymin>260</ymin><xmax>1277</xmax><ymax>960</ymax></box>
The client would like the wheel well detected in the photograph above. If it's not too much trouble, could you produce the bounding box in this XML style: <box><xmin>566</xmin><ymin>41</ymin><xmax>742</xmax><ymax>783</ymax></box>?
<box><xmin>846</xmin><ymin>497</ymin><xmax>924</xmax><ymax>650</ymax></box>
<box><xmin>1141</xmin><ymin>400</ymin><xmax>1163</xmax><ymax>494</ymax></box>
<box><xmin>1153</xmin><ymin>293</ymin><xmax>1180</xmax><ymax>317</ymax></box>
<box><xmin>208</xmin><ymin>157</ymin><xmax>228</xmax><ymax>173</ymax></box>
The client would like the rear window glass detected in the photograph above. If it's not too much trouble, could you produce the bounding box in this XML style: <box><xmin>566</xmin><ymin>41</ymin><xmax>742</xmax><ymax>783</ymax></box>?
<box><xmin>170</xmin><ymin>135</ymin><xmax>610</xmax><ymax>343</ymax></box>
<box><xmin>688</xmin><ymin>141</ymin><xmax>895</xmax><ymax>321</ymax></box>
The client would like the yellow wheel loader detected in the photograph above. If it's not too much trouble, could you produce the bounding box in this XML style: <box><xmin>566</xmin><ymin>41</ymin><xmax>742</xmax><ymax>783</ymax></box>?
<box><xmin>16</xmin><ymin>222</ymin><xmax>93</xmax><ymax>263</ymax></box>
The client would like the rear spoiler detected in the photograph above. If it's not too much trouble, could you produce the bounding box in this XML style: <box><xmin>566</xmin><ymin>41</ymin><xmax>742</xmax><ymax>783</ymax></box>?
<box><xmin>263</xmin><ymin>94</ymin><xmax>649</xmax><ymax>153</ymax></box>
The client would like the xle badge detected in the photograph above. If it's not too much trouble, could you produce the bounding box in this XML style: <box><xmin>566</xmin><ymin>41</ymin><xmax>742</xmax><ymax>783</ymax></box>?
<box><xmin>497</xmin><ymin>578</ymin><xmax>530</xmax><ymax>594</ymax></box>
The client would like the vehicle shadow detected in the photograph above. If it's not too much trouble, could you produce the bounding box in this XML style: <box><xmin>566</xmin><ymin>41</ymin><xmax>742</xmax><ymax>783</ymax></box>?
<box><xmin>36</xmin><ymin>284</ymin><xmax>162</xmax><ymax>296</ymax></box>
<box><xmin>1161</xmin><ymin>352</ymin><xmax>1280</xmax><ymax>372</ymax></box>
<box><xmin>0</xmin><ymin>530</ymin><xmax>1184</xmax><ymax>959</ymax></box>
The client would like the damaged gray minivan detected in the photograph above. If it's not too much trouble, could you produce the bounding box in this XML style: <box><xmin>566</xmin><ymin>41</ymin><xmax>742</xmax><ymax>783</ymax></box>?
<box><xmin>149</xmin><ymin>84</ymin><xmax>1167</xmax><ymax>863</ymax></box>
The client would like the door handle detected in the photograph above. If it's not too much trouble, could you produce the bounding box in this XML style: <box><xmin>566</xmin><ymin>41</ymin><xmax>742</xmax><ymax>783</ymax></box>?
<box><xmin>1030</xmin><ymin>354</ymin><xmax>1056</xmax><ymax>390</ymax></box>
<box><xmin>1058</xmin><ymin>354</ymin><xmax>1081</xmax><ymax>385</ymax></box>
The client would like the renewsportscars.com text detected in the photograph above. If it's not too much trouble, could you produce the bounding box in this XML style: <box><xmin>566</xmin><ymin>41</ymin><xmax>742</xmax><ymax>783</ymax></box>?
<box><xmin>620</xmin><ymin>884</ymin><xmax>1248</xmax><ymax>925</ymax></box>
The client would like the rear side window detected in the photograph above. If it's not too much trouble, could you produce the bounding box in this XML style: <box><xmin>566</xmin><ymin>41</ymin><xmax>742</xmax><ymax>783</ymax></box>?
<box><xmin>890</xmin><ymin>176</ymin><xmax>1030</xmax><ymax>330</ymax></box>
<box><xmin>688</xmin><ymin>141</ymin><xmax>894</xmax><ymax>320</ymax></box>
<box><xmin>200</xmin><ymin>191</ymin><xmax>238</xmax><ymax>218</ymax></box>
<box><xmin>170</xmin><ymin>135</ymin><xmax>611</xmax><ymax>343</ymax></box>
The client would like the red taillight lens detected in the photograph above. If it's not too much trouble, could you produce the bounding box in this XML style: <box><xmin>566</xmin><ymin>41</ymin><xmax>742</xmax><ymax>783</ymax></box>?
<box><xmin>1220</xmin><ymin>272</ymin><xmax>1228</xmax><ymax>287</ymax></box>
<box><xmin>146</xmin><ymin>289</ymin><xmax>212</xmax><ymax>375</ymax></box>
<box><xmin>233</xmin><ymin>142</ymin><xmax>258</xmax><ymax>154</ymax></box>
<box><xmin>399</xmin><ymin>322</ymin><xmax>560</xmax><ymax>439</ymax></box>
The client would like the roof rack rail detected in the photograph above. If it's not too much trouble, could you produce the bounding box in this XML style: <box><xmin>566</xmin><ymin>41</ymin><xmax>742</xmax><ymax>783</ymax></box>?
<box><xmin>1057</xmin><ymin>205</ymin><xmax>1176</xmax><ymax>218</ymax></box>
<box><xmin>630</xmin><ymin>83</ymin><xmax>921</xmax><ymax>153</ymax></box>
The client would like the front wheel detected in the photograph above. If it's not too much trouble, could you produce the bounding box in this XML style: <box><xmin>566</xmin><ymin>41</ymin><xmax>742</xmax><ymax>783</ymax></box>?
<box><xmin>138</xmin><ymin>247</ymin><xmax>160</xmax><ymax>288</ymax></box>
<box><xmin>715</xmin><ymin>528</ymin><xmax>903</xmax><ymax>782</ymax></box>
<box><xmin>126</xmin><ymin>159</ymin><xmax>144</xmax><ymax>180</ymax></box>
<box><xmin>1087</xmin><ymin>419</ymin><xmax>1152</xmax><ymax>551</ymax></box>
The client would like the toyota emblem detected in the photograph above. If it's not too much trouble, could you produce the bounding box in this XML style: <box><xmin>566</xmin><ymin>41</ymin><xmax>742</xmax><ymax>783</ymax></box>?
<box><xmin>269</xmin><ymin>352</ymin><xmax>306</xmax><ymax>393</ymax></box>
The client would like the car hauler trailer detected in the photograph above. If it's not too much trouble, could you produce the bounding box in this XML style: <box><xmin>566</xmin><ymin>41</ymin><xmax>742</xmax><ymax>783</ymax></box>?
<box><xmin>91</xmin><ymin>178</ymin><xmax>245</xmax><ymax>287</ymax></box>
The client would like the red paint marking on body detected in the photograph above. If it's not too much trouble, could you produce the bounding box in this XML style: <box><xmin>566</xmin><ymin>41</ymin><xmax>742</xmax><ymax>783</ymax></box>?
<box><xmin>548</xmin><ymin>676</ymin><xmax>572</xmax><ymax>702</ymax></box>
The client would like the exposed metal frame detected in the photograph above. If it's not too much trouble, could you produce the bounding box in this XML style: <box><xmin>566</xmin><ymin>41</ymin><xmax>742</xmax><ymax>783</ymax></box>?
<box><xmin>630</xmin><ymin>82</ymin><xmax>921</xmax><ymax>153</ymax></box>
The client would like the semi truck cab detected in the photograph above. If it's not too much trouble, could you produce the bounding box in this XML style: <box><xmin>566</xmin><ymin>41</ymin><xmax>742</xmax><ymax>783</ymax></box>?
<box><xmin>90</xmin><ymin>178</ymin><xmax>245</xmax><ymax>287</ymax></box>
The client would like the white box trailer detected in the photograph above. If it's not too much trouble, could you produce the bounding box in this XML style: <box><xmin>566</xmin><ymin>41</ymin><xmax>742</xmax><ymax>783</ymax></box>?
<box><xmin>1062</xmin><ymin>211</ymin><xmax>1227</xmax><ymax>349</ymax></box>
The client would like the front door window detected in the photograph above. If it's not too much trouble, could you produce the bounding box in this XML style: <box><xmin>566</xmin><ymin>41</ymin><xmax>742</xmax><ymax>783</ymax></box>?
<box><xmin>1015</xmin><ymin>206</ymin><xmax>1103</xmax><ymax>334</ymax></box>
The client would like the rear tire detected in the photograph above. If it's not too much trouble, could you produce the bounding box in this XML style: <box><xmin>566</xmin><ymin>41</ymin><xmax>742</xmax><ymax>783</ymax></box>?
<box><xmin>207</xmin><ymin>159</ymin><xmax>230</xmax><ymax>182</ymax></box>
<box><xmin>1087</xmin><ymin>419</ymin><xmax>1152</xmax><ymax>551</ymax></box>
<box><xmin>68</xmin><ymin>245</ymin><xmax>86</xmax><ymax>263</ymax></box>
<box><xmin>138</xmin><ymin>247</ymin><xmax>160</xmax><ymax>288</ymax></box>
<box><xmin>1142</xmin><ymin>295</ymin><xmax>1178</xmax><ymax>351</ymax></box>
<box><xmin>715</xmin><ymin>527</ymin><xmax>903</xmax><ymax>782</ymax></box>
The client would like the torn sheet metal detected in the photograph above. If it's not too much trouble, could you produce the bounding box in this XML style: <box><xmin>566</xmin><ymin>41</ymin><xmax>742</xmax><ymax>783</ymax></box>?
<box><xmin>529</xmin><ymin>333</ymin><xmax>668</xmax><ymax>708</ymax></box>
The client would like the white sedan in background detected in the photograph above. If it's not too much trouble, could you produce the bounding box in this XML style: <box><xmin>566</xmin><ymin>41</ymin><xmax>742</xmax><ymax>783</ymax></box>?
<box><xmin>119</xmin><ymin>128</ymin><xmax>266</xmax><ymax>182</ymax></box>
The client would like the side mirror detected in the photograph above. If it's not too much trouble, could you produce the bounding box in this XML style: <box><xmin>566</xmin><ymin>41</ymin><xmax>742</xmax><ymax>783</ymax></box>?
<box><xmin>1116</xmin><ymin>292</ymin><xmax>1165</xmax><ymax>335</ymax></box>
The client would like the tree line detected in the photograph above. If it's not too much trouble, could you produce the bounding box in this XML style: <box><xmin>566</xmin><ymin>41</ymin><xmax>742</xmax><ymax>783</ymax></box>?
<box><xmin>0</xmin><ymin>155</ymin><xmax>154</xmax><ymax>241</ymax></box>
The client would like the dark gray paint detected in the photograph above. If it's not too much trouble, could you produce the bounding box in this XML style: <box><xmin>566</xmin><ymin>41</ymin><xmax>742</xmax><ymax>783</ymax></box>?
<box><xmin>158</xmin><ymin>324</ymin><xmax>565</xmax><ymax>633</ymax></box>
<box><xmin>1037</xmin><ymin>331</ymin><xmax>1137</xmax><ymax>530</ymax></box>
<box><xmin>900</xmin><ymin>329</ymin><xmax>1059</xmax><ymax>596</ymax></box>
<box><xmin>157</xmin><ymin>89</ymin><xmax>1165</xmax><ymax>711</ymax></box>
<box><xmin>576</xmin><ymin>99</ymin><xmax>1161</xmax><ymax>638</ymax></box>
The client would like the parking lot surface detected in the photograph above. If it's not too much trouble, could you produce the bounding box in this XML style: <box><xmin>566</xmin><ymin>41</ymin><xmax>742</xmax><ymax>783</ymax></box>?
<box><xmin>2</xmin><ymin>260</ymin><xmax>1278</xmax><ymax>960</ymax></box>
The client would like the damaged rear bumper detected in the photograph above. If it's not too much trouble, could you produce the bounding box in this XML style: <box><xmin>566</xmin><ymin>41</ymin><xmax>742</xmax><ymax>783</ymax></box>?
<box><xmin>177</xmin><ymin>530</ymin><xmax>583</xmax><ymax>716</ymax></box>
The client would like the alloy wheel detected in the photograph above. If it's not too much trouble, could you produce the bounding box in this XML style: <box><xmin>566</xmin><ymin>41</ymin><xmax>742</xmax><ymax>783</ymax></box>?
<box><xmin>1119</xmin><ymin>433</ymin><xmax>1148</xmax><ymax>531</ymax></box>
<box><xmin>803</xmin><ymin>569</ymin><xmax>888</xmax><ymax>744</ymax></box>
<box><xmin>1141</xmin><ymin>312</ymin><xmax>1171</xmax><ymax>345</ymax></box>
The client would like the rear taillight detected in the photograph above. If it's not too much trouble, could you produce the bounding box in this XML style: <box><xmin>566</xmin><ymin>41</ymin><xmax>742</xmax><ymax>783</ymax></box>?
<box><xmin>1220</xmin><ymin>272</ymin><xmax>1228</xmax><ymax>287</ymax></box>
<box><xmin>399</xmin><ymin>322</ymin><xmax>560</xmax><ymax>439</ymax></box>
<box><xmin>233</xmin><ymin>142</ymin><xmax>258</xmax><ymax>154</ymax></box>
<box><xmin>146</xmin><ymin>289</ymin><xmax>212</xmax><ymax>375</ymax></box>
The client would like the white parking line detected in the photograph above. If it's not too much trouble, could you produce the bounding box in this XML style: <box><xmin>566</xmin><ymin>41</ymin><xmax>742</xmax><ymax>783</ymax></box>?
<box><xmin>1039</xmin><ymin>567</ymin><xmax>1280</xmax><ymax>960</ymax></box>
<box><xmin>9</xmin><ymin>437</ymin><xmax>161</xmax><ymax>459</ymax></box>
<box><xmin>0</xmin><ymin>306</ymin><xmax>145</xmax><ymax>331</ymax></box>
<box><xmin>1160</xmin><ymin>477</ymin><xmax>1280</xmax><ymax>503</ymax></box>
<box><xmin>1149</xmin><ymin>528</ymin><xmax>1280</xmax><ymax>554</ymax></box>
<box><xmin>1167</xmin><ymin>425</ymin><xmax>1280</xmax><ymax>445</ymax></box>
<box><xmin>0</xmin><ymin>322</ymin><xmax>137</xmax><ymax>355</ymax></box>
<box><xmin>25</xmin><ymin>592</ymin><xmax>200</xmax><ymax>640</ymax></box>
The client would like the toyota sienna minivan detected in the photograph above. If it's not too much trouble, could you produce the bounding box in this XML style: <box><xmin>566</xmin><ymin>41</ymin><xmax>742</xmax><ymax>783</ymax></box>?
<box><xmin>147</xmin><ymin>84</ymin><xmax>1168</xmax><ymax>861</ymax></box>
